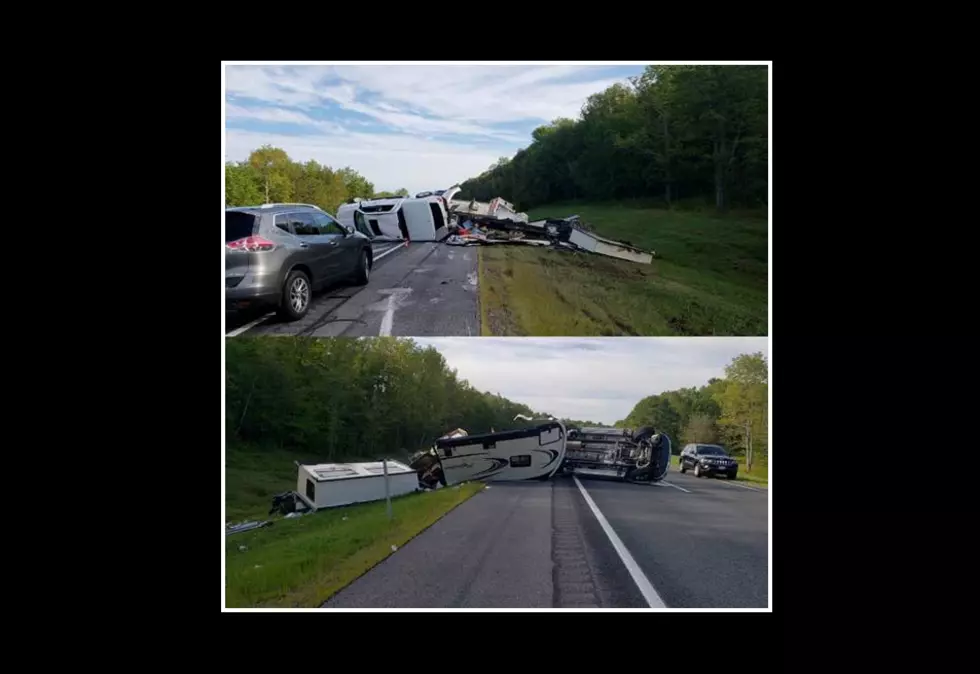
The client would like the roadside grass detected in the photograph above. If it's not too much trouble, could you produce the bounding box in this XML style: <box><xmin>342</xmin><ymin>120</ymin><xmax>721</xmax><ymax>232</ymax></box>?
<box><xmin>478</xmin><ymin>201</ymin><xmax>767</xmax><ymax>336</ymax></box>
<box><xmin>671</xmin><ymin>454</ymin><xmax>769</xmax><ymax>487</ymax></box>
<box><xmin>225</xmin><ymin>443</ymin><xmax>483</xmax><ymax>608</ymax></box>
<box><xmin>225</xmin><ymin>482</ymin><xmax>483</xmax><ymax>608</ymax></box>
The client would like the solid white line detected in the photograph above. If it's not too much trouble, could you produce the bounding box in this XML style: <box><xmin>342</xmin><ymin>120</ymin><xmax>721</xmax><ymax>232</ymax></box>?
<box><xmin>717</xmin><ymin>480</ymin><xmax>765</xmax><ymax>492</ymax></box>
<box><xmin>572</xmin><ymin>476</ymin><xmax>667</xmax><ymax>608</ymax></box>
<box><xmin>660</xmin><ymin>480</ymin><xmax>690</xmax><ymax>493</ymax></box>
<box><xmin>373</xmin><ymin>244</ymin><xmax>403</xmax><ymax>262</ymax></box>
<box><xmin>378</xmin><ymin>294</ymin><xmax>397</xmax><ymax>336</ymax></box>
<box><xmin>226</xmin><ymin>312</ymin><xmax>274</xmax><ymax>337</ymax></box>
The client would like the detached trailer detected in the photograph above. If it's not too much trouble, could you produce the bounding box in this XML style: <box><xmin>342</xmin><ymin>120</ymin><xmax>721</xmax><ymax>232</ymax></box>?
<box><xmin>295</xmin><ymin>460</ymin><xmax>419</xmax><ymax>510</ymax></box>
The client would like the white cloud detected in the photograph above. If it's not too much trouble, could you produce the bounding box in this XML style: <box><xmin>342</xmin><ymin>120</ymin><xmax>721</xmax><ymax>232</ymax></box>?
<box><xmin>408</xmin><ymin>337</ymin><xmax>770</xmax><ymax>424</ymax></box>
<box><xmin>224</xmin><ymin>64</ymin><xmax>642</xmax><ymax>193</ymax></box>
<box><xmin>225</xmin><ymin>128</ymin><xmax>500</xmax><ymax>195</ymax></box>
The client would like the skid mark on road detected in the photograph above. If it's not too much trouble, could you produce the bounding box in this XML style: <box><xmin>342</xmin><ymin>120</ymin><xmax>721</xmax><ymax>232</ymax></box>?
<box><xmin>573</xmin><ymin>476</ymin><xmax>667</xmax><ymax>608</ymax></box>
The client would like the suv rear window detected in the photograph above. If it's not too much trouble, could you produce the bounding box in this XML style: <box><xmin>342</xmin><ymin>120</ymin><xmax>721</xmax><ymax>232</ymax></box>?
<box><xmin>226</xmin><ymin>211</ymin><xmax>257</xmax><ymax>242</ymax></box>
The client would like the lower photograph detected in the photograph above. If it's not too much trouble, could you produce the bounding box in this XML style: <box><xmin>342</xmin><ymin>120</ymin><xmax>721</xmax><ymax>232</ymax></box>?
<box><xmin>223</xmin><ymin>336</ymin><xmax>770</xmax><ymax>610</ymax></box>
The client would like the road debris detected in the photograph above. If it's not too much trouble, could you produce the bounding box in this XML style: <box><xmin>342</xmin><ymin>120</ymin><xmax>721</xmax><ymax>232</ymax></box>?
<box><xmin>444</xmin><ymin>205</ymin><xmax>654</xmax><ymax>265</ymax></box>
<box><xmin>226</xmin><ymin>520</ymin><xmax>273</xmax><ymax>536</ymax></box>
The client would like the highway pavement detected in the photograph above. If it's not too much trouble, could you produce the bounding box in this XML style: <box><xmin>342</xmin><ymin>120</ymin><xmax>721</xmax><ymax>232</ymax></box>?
<box><xmin>322</xmin><ymin>472</ymin><xmax>768</xmax><ymax>609</ymax></box>
<box><xmin>226</xmin><ymin>241</ymin><xmax>480</xmax><ymax>338</ymax></box>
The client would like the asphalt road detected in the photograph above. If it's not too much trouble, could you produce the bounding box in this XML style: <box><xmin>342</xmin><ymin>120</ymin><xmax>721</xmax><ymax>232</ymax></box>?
<box><xmin>225</xmin><ymin>241</ymin><xmax>480</xmax><ymax>337</ymax></box>
<box><xmin>322</xmin><ymin>472</ymin><xmax>768</xmax><ymax>609</ymax></box>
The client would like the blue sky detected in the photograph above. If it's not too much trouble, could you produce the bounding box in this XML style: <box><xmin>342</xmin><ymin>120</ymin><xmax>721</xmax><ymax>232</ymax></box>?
<box><xmin>409</xmin><ymin>338</ymin><xmax>770</xmax><ymax>424</ymax></box>
<box><xmin>224</xmin><ymin>64</ymin><xmax>646</xmax><ymax>195</ymax></box>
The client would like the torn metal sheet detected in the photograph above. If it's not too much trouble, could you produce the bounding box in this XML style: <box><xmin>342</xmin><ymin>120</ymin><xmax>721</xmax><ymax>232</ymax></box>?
<box><xmin>566</xmin><ymin>228</ymin><xmax>654</xmax><ymax>265</ymax></box>
<box><xmin>226</xmin><ymin>520</ymin><xmax>273</xmax><ymax>536</ymax></box>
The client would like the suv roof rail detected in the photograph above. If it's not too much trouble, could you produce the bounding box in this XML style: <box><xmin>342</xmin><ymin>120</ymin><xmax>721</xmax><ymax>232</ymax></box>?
<box><xmin>256</xmin><ymin>202</ymin><xmax>324</xmax><ymax>210</ymax></box>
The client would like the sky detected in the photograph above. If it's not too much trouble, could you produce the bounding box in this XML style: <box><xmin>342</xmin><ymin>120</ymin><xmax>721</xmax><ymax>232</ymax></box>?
<box><xmin>409</xmin><ymin>337</ymin><xmax>770</xmax><ymax>425</ymax></box>
<box><xmin>224</xmin><ymin>64</ymin><xmax>646</xmax><ymax>195</ymax></box>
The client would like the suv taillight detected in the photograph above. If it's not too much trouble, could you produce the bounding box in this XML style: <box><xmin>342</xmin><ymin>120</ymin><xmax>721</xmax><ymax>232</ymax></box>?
<box><xmin>226</xmin><ymin>235</ymin><xmax>276</xmax><ymax>252</ymax></box>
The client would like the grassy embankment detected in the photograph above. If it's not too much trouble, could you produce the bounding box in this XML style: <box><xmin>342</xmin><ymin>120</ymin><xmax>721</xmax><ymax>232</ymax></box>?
<box><xmin>225</xmin><ymin>446</ymin><xmax>482</xmax><ymax>608</ymax></box>
<box><xmin>478</xmin><ymin>201</ymin><xmax>767</xmax><ymax>336</ymax></box>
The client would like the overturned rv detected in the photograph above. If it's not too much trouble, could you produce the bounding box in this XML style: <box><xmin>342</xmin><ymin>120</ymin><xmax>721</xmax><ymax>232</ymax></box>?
<box><xmin>336</xmin><ymin>186</ymin><xmax>461</xmax><ymax>242</ymax></box>
<box><xmin>562</xmin><ymin>426</ymin><xmax>671</xmax><ymax>483</ymax></box>
<box><xmin>410</xmin><ymin>420</ymin><xmax>568</xmax><ymax>487</ymax></box>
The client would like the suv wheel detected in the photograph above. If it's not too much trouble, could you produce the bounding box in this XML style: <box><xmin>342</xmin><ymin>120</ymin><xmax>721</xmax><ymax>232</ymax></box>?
<box><xmin>679</xmin><ymin>459</ymin><xmax>687</xmax><ymax>474</ymax></box>
<box><xmin>354</xmin><ymin>250</ymin><xmax>371</xmax><ymax>285</ymax></box>
<box><xmin>694</xmin><ymin>463</ymin><xmax>702</xmax><ymax>478</ymax></box>
<box><xmin>278</xmin><ymin>269</ymin><xmax>311</xmax><ymax>321</ymax></box>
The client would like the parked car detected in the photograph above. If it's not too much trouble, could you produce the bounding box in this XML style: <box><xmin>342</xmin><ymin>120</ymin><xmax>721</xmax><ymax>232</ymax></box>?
<box><xmin>225</xmin><ymin>203</ymin><xmax>373</xmax><ymax>321</ymax></box>
<box><xmin>678</xmin><ymin>444</ymin><xmax>738</xmax><ymax>479</ymax></box>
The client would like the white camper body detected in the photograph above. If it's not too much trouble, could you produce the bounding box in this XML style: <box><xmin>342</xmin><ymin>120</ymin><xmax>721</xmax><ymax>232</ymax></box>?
<box><xmin>566</xmin><ymin>229</ymin><xmax>654</xmax><ymax>265</ymax></box>
<box><xmin>336</xmin><ymin>186</ymin><xmax>461</xmax><ymax>242</ymax></box>
<box><xmin>431</xmin><ymin>421</ymin><xmax>567</xmax><ymax>485</ymax></box>
<box><xmin>296</xmin><ymin>460</ymin><xmax>419</xmax><ymax>510</ymax></box>
<box><xmin>449</xmin><ymin>197</ymin><xmax>529</xmax><ymax>223</ymax></box>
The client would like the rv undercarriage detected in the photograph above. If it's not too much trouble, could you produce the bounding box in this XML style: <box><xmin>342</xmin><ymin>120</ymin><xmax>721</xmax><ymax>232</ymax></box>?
<box><xmin>561</xmin><ymin>426</ymin><xmax>671</xmax><ymax>483</ymax></box>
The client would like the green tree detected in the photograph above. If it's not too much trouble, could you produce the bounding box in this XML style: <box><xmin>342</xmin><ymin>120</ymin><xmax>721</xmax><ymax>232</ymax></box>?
<box><xmin>713</xmin><ymin>352</ymin><xmax>768</xmax><ymax>471</ymax></box>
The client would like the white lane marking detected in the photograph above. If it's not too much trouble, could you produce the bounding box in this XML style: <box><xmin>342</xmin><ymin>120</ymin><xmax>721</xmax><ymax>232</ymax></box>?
<box><xmin>373</xmin><ymin>244</ymin><xmax>402</xmax><ymax>262</ymax></box>
<box><xmin>379</xmin><ymin>294</ymin><xmax>397</xmax><ymax>336</ymax></box>
<box><xmin>716</xmin><ymin>480</ymin><xmax>765</xmax><ymax>492</ymax></box>
<box><xmin>659</xmin><ymin>480</ymin><xmax>690</xmax><ymax>493</ymax></box>
<box><xmin>572</xmin><ymin>476</ymin><xmax>667</xmax><ymax>609</ymax></box>
<box><xmin>226</xmin><ymin>312</ymin><xmax>274</xmax><ymax>337</ymax></box>
<box><xmin>376</xmin><ymin>288</ymin><xmax>412</xmax><ymax>337</ymax></box>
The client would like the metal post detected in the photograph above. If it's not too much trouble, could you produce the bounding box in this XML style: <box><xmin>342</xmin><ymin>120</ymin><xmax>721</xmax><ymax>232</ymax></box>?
<box><xmin>383</xmin><ymin>458</ymin><xmax>392</xmax><ymax>521</ymax></box>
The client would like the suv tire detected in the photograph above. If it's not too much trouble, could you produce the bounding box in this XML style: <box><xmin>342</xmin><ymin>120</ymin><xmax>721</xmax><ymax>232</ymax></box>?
<box><xmin>278</xmin><ymin>269</ymin><xmax>311</xmax><ymax>321</ymax></box>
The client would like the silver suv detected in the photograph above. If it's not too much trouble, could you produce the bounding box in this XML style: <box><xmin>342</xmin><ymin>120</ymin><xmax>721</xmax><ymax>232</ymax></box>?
<box><xmin>225</xmin><ymin>203</ymin><xmax>373</xmax><ymax>321</ymax></box>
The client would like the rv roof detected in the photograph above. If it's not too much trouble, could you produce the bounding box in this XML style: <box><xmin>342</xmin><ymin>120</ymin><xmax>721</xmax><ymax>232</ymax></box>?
<box><xmin>302</xmin><ymin>460</ymin><xmax>414</xmax><ymax>480</ymax></box>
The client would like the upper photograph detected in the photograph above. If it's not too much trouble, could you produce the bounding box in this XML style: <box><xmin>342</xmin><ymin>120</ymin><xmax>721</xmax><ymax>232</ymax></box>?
<box><xmin>223</xmin><ymin>63</ymin><xmax>770</xmax><ymax>338</ymax></box>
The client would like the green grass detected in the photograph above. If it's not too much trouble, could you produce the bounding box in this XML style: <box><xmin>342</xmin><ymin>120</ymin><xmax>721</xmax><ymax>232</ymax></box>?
<box><xmin>671</xmin><ymin>454</ymin><xmax>768</xmax><ymax>487</ymax></box>
<box><xmin>478</xmin><ymin>201</ymin><xmax>767</xmax><ymax>336</ymax></box>
<box><xmin>225</xmin><ymin>444</ymin><xmax>483</xmax><ymax>608</ymax></box>
<box><xmin>225</xmin><ymin>482</ymin><xmax>483</xmax><ymax>608</ymax></box>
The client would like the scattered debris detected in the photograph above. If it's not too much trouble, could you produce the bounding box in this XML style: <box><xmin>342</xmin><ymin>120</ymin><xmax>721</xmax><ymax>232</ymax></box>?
<box><xmin>444</xmin><ymin>207</ymin><xmax>654</xmax><ymax>265</ymax></box>
<box><xmin>238</xmin><ymin>545</ymin><xmax>248</xmax><ymax>552</ymax></box>
<box><xmin>226</xmin><ymin>520</ymin><xmax>273</xmax><ymax>536</ymax></box>
<box><xmin>390</xmin><ymin>544</ymin><xmax>398</xmax><ymax>552</ymax></box>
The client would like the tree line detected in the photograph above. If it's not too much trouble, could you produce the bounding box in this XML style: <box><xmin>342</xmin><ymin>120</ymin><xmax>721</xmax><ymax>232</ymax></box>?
<box><xmin>458</xmin><ymin>65</ymin><xmax>768</xmax><ymax>213</ymax></box>
<box><xmin>226</xmin><ymin>338</ymin><xmax>766</xmax><ymax>470</ymax></box>
<box><xmin>618</xmin><ymin>352</ymin><xmax>768</xmax><ymax>470</ymax></box>
<box><xmin>226</xmin><ymin>337</ymin><xmax>599</xmax><ymax>463</ymax></box>
<box><xmin>225</xmin><ymin>146</ymin><xmax>408</xmax><ymax>214</ymax></box>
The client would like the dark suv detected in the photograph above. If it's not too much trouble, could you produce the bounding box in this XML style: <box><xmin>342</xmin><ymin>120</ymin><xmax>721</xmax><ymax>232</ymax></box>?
<box><xmin>225</xmin><ymin>203</ymin><xmax>373</xmax><ymax>321</ymax></box>
<box><xmin>678</xmin><ymin>444</ymin><xmax>738</xmax><ymax>479</ymax></box>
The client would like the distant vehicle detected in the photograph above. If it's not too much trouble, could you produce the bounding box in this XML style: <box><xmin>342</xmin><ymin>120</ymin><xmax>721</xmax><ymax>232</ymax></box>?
<box><xmin>225</xmin><ymin>203</ymin><xmax>373</xmax><ymax>321</ymax></box>
<box><xmin>678</xmin><ymin>444</ymin><xmax>738</xmax><ymax>479</ymax></box>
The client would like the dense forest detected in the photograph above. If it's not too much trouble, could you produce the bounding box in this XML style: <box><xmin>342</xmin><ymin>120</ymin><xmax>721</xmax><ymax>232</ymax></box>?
<box><xmin>225</xmin><ymin>146</ymin><xmax>409</xmax><ymax>213</ymax></box>
<box><xmin>226</xmin><ymin>337</ymin><xmax>602</xmax><ymax>463</ymax></box>
<box><xmin>226</xmin><ymin>338</ymin><xmax>767</xmax><ymax>468</ymax></box>
<box><xmin>619</xmin><ymin>352</ymin><xmax>768</xmax><ymax>468</ymax></box>
<box><xmin>458</xmin><ymin>65</ymin><xmax>768</xmax><ymax>213</ymax></box>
